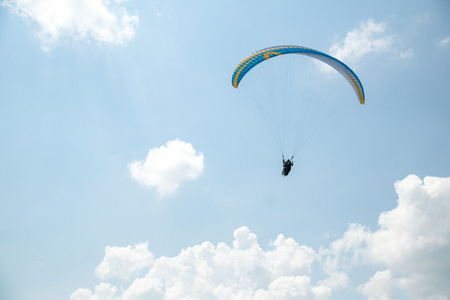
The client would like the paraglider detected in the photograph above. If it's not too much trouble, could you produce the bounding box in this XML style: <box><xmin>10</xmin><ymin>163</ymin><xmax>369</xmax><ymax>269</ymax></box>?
<box><xmin>282</xmin><ymin>156</ymin><xmax>294</xmax><ymax>176</ymax></box>
<box><xmin>231</xmin><ymin>45</ymin><xmax>365</xmax><ymax>176</ymax></box>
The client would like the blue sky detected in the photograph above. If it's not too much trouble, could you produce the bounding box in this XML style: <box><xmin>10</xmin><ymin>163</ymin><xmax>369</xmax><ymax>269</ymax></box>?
<box><xmin>0</xmin><ymin>1</ymin><xmax>449</xmax><ymax>299</ymax></box>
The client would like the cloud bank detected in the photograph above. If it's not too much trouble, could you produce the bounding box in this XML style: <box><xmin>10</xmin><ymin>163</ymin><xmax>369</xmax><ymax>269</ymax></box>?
<box><xmin>128</xmin><ymin>139</ymin><xmax>205</xmax><ymax>197</ymax></box>
<box><xmin>71</xmin><ymin>175</ymin><xmax>450</xmax><ymax>299</ymax></box>
<box><xmin>1</xmin><ymin>0</ymin><xmax>138</xmax><ymax>50</ymax></box>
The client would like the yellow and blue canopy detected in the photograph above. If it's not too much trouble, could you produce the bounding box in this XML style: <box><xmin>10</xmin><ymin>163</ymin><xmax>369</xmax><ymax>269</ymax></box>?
<box><xmin>231</xmin><ymin>45</ymin><xmax>365</xmax><ymax>104</ymax></box>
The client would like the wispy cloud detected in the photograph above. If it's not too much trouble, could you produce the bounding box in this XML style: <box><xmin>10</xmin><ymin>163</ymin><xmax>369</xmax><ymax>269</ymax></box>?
<box><xmin>1</xmin><ymin>0</ymin><xmax>138</xmax><ymax>51</ymax></box>
<box><xmin>71</xmin><ymin>174</ymin><xmax>450</xmax><ymax>299</ymax></box>
<box><xmin>128</xmin><ymin>139</ymin><xmax>205</xmax><ymax>197</ymax></box>
<box><xmin>325</xmin><ymin>19</ymin><xmax>412</xmax><ymax>70</ymax></box>
<box><xmin>438</xmin><ymin>37</ymin><xmax>450</xmax><ymax>48</ymax></box>
<box><xmin>330</xmin><ymin>19</ymin><xmax>393</xmax><ymax>64</ymax></box>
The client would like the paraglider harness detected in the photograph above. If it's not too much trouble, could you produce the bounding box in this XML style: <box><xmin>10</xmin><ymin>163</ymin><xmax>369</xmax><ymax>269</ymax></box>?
<box><xmin>282</xmin><ymin>155</ymin><xmax>294</xmax><ymax>176</ymax></box>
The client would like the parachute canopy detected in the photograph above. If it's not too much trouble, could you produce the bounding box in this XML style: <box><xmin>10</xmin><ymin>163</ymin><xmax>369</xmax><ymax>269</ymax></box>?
<box><xmin>232</xmin><ymin>45</ymin><xmax>365</xmax><ymax>104</ymax></box>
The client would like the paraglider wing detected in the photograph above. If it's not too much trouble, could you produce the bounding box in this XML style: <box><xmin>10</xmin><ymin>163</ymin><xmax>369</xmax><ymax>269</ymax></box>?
<box><xmin>231</xmin><ymin>45</ymin><xmax>365</xmax><ymax>104</ymax></box>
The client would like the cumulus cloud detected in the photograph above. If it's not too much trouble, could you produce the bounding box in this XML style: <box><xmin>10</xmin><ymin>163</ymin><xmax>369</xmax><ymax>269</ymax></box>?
<box><xmin>323</xmin><ymin>19</ymin><xmax>412</xmax><ymax>71</ymax></box>
<box><xmin>357</xmin><ymin>270</ymin><xmax>398</xmax><ymax>300</ymax></box>
<box><xmin>72</xmin><ymin>226</ymin><xmax>329</xmax><ymax>300</ymax></box>
<box><xmin>70</xmin><ymin>283</ymin><xmax>119</xmax><ymax>300</ymax></box>
<box><xmin>365</xmin><ymin>175</ymin><xmax>450</xmax><ymax>298</ymax></box>
<box><xmin>1</xmin><ymin>0</ymin><xmax>138</xmax><ymax>50</ymax></box>
<box><xmin>128</xmin><ymin>139</ymin><xmax>204</xmax><ymax>197</ymax></box>
<box><xmin>318</xmin><ymin>223</ymin><xmax>370</xmax><ymax>289</ymax></box>
<box><xmin>71</xmin><ymin>175</ymin><xmax>450</xmax><ymax>299</ymax></box>
<box><xmin>96</xmin><ymin>242</ymin><xmax>154</xmax><ymax>280</ymax></box>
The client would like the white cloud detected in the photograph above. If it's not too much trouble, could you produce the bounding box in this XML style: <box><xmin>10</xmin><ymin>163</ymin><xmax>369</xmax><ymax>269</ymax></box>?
<box><xmin>438</xmin><ymin>37</ymin><xmax>450</xmax><ymax>48</ymax></box>
<box><xmin>71</xmin><ymin>175</ymin><xmax>450</xmax><ymax>299</ymax></box>
<box><xmin>254</xmin><ymin>276</ymin><xmax>332</xmax><ymax>300</ymax></box>
<box><xmin>128</xmin><ymin>139</ymin><xmax>204</xmax><ymax>197</ymax></box>
<box><xmin>1</xmin><ymin>0</ymin><xmax>138</xmax><ymax>50</ymax></box>
<box><xmin>96</xmin><ymin>242</ymin><xmax>154</xmax><ymax>280</ymax></box>
<box><xmin>324</xmin><ymin>19</ymin><xmax>412</xmax><ymax>71</ymax></box>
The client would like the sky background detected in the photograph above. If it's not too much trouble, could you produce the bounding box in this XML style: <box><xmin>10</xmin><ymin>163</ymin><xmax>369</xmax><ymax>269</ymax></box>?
<box><xmin>0</xmin><ymin>1</ymin><xmax>449</xmax><ymax>299</ymax></box>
